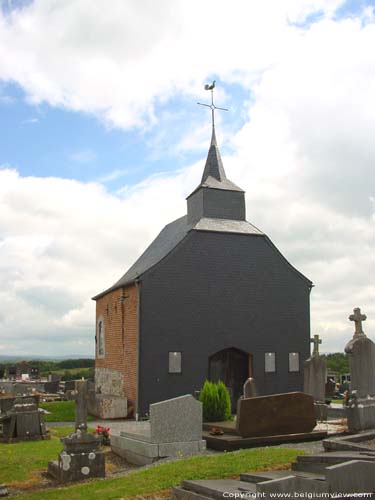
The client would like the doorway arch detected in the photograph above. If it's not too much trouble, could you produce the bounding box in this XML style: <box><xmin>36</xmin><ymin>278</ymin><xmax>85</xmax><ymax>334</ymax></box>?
<box><xmin>209</xmin><ymin>347</ymin><xmax>251</xmax><ymax>413</ymax></box>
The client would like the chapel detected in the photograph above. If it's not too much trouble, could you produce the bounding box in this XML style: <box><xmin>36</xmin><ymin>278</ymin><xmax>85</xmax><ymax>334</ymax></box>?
<box><xmin>92</xmin><ymin>100</ymin><xmax>313</xmax><ymax>417</ymax></box>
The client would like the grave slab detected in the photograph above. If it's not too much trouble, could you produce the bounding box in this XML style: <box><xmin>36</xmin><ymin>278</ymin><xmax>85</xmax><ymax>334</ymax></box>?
<box><xmin>236</xmin><ymin>392</ymin><xmax>316</xmax><ymax>438</ymax></box>
<box><xmin>326</xmin><ymin>460</ymin><xmax>375</xmax><ymax>494</ymax></box>
<box><xmin>111</xmin><ymin>394</ymin><xmax>206</xmax><ymax>465</ymax></box>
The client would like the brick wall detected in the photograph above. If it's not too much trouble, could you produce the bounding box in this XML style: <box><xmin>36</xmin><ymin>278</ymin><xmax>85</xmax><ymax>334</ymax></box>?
<box><xmin>95</xmin><ymin>283</ymin><xmax>138</xmax><ymax>410</ymax></box>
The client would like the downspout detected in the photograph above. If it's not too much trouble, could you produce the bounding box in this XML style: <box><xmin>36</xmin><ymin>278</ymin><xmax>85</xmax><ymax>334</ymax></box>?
<box><xmin>135</xmin><ymin>278</ymin><xmax>141</xmax><ymax>420</ymax></box>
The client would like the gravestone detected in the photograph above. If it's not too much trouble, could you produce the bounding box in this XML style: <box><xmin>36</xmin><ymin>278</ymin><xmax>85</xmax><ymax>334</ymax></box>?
<box><xmin>304</xmin><ymin>335</ymin><xmax>327</xmax><ymax>403</ymax></box>
<box><xmin>111</xmin><ymin>395</ymin><xmax>206</xmax><ymax>465</ymax></box>
<box><xmin>345</xmin><ymin>308</ymin><xmax>375</xmax><ymax>398</ymax></box>
<box><xmin>345</xmin><ymin>307</ymin><xmax>375</xmax><ymax>431</ymax></box>
<box><xmin>243</xmin><ymin>378</ymin><xmax>257</xmax><ymax>399</ymax></box>
<box><xmin>0</xmin><ymin>394</ymin><xmax>49</xmax><ymax>442</ymax></box>
<box><xmin>236</xmin><ymin>392</ymin><xmax>316</xmax><ymax>438</ymax></box>
<box><xmin>48</xmin><ymin>380</ymin><xmax>105</xmax><ymax>482</ymax></box>
<box><xmin>67</xmin><ymin>379</ymin><xmax>89</xmax><ymax>431</ymax></box>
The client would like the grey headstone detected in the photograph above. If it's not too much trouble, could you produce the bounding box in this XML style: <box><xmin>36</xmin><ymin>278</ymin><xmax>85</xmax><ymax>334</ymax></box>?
<box><xmin>326</xmin><ymin>460</ymin><xmax>375</xmax><ymax>493</ymax></box>
<box><xmin>345</xmin><ymin>335</ymin><xmax>375</xmax><ymax>399</ymax></box>
<box><xmin>150</xmin><ymin>394</ymin><xmax>203</xmax><ymax>444</ymax></box>
<box><xmin>67</xmin><ymin>380</ymin><xmax>89</xmax><ymax>431</ymax></box>
<box><xmin>345</xmin><ymin>307</ymin><xmax>375</xmax><ymax>399</ymax></box>
<box><xmin>243</xmin><ymin>378</ymin><xmax>257</xmax><ymax>398</ymax></box>
<box><xmin>304</xmin><ymin>356</ymin><xmax>327</xmax><ymax>402</ymax></box>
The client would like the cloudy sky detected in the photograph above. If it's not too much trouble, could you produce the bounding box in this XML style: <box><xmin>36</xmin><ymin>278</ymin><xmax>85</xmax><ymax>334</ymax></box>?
<box><xmin>0</xmin><ymin>0</ymin><xmax>374</xmax><ymax>357</ymax></box>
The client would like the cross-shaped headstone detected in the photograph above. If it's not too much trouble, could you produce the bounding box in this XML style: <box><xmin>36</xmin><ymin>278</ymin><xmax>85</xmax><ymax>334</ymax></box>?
<box><xmin>349</xmin><ymin>307</ymin><xmax>367</xmax><ymax>336</ymax></box>
<box><xmin>66</xmin><ymin>380</ymin><xmax>89</xmax><ymax>432</ymax></box>
<box><xmin>311</xmin><ymin>334</ymin><xmax>322</xmax><ymax>356</ymax></box>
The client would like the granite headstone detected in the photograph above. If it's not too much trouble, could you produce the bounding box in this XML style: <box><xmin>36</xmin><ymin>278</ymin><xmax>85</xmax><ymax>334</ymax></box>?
<box><xmin>236</xmin><ymin>392</ymin><xmax>316</xmax><ymax>438</ymax></box>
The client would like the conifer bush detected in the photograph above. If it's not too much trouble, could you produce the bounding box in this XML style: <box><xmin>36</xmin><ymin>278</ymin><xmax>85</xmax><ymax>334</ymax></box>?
<box><xmin>199</xmin><ymin>380</ymin><xmax>231</xmax><ymax>421</ymax></box>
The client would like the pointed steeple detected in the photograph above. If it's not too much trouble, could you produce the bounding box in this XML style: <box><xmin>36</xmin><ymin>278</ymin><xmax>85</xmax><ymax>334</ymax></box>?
<box><xmin>186</xmin><ymin>81</ymin><xmax>246</xmax><ymax>225</ymax></box>
<box><xmin>201</xmin><ymin>127</ymin><xmax>227</xmax><ymax>182</ymax></box>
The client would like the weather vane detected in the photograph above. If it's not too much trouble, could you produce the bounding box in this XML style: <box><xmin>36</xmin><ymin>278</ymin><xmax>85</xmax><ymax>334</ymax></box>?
<box><xmin>197</xmin><ymin>80</ymin><xmax>228</xmax><ymax>128</ymax></box>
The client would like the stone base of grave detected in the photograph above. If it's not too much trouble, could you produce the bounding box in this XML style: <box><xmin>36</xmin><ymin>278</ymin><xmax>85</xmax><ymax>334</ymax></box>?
<box><xmin>347</xmin><ymin>401</ymin><xmax>375</xmax><ymax>432</ymax></box>
<box><xmin>324</xmin><ymin>430</ymin><xmax>375</xmax><ymax>452</ymax></box>
<box><xmin>203</xmin><ymin>429</ymin><xmax>327</xmax><ymax>451</ymax></box>
<box><xmin>111</xmin><ymin>432</ymin><xmax>206</xmax><ymax>466</ymax></box>
<box><xmin>327</xmin><ymin>405</ymin><xmax>347</xmax><ymax>419</ymax></box>
<box><xmin>88</xmin><ymin>393</ymin><xmax>128</xmax><ymax>419</ymax></box>
<box><xmin>314</xmin><ymin>403</ymin><xmax>328</xmax><ymax>421</ymax></box>
<box><xmin>48</xmin><ymin>430</ymin><xmax>105</xmax><ymax>483</ymax></box>
<box><xmin>173</xmin><ymin>452</ymin><xmax>375</xmax><ymax>500</ymax></box>
<box><xmin>0</xmin><ymin>403</ymin><xmax>50</xmax><ymax>443</ymax></box>
<box><xmin>48</xmin><ymin>450</ymin><xmax>105</xmax><ymax>483</ymax></box>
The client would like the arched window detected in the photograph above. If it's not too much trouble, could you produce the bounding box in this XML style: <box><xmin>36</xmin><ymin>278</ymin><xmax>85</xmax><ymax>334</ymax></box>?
<box><xmin>97</xmin><ymin>315</ymin><xmax>105</xmax><ymax>358</ymax></box>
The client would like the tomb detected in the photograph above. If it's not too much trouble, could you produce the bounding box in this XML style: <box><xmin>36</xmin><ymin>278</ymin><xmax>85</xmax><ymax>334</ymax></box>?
<box><xmin>48</xmin><ymin>380</ymin><xmax>105</xmax><ymax>483</ymax></box>
<box><xmin>111</xmin><ymin>394</ymin><xmax>206</xmax><ymax>465</ymax></box>
<box><xmin>0</xmin><ymin>394</ymin><xmax>49</xmax><ymax>442</ymax></box>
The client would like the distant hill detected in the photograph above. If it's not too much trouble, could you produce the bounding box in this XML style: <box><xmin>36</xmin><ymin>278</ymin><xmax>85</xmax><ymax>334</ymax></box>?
<box><xmin>0</xmin><ymin>354</ymin><xmax>94</xmax><ymax>363</ymax></box>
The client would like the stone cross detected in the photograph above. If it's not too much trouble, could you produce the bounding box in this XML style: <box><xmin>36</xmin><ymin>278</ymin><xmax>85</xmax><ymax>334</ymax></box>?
<box><xmin>67</xmin><ymin>380</ymin><xmax>89</xmax><ymax>432</ymax></box>
<box><xmin>349</xmin><ymin>307</ymin><xmax>367</xmax><ymax>336</ymax></box>
<box><xmin>311</xmin><ymin>334</ymin><xmax>322</xmax><ymax>356</ymax></box>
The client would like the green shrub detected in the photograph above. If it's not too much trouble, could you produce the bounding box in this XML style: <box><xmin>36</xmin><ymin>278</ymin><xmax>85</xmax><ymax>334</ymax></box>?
<box><xmin>216</xmin><ymin>380</ymin><xmax>231</xmax><ymax>420</ymax></box>
<box><xmin>199</xmin><ymin>380</ymin><xmax>231</xmax><ymax>422</ymax></box>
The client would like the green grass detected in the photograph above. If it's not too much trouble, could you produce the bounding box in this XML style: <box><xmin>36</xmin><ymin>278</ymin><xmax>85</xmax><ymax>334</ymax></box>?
<box><xmin>40</xmin><ymin>401</ymin><xmax>94</xmax><ymax>422</ymax></box>
<box><xmin>0</xmin><ymin>427</ymin><xmax>74</xmax><ymax>485</ymax></box>
<box><xmin>20</xmin><ymin>447</ymin><xmax>301</xmax><ymax>500</ymax></box>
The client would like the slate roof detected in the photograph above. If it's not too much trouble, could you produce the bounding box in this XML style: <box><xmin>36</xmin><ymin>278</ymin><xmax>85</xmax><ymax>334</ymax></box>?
<box><xmin>93</xmin><ymin>124</ymin><xmax>312</xmax><ymax>301</ymax></box>
<box><xmin>187</xmin><ymin>128</ymin><xmax>243</xmax><ymax>197</ymax></box>
<box><xmin>92</xmin><ymin>216</ymin><xmax>264</xmax><ymax>299</ymax></box>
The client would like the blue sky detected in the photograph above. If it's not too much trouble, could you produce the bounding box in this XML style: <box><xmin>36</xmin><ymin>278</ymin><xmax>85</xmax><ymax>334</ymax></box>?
<box><xmin>0</xmin><ymin>78</ymin><xmax>250</xmax><ymax>190</ymax></box>
<box><xmin>0</xmin><ymin>0</ymin><xmax>374</xmax><ymax>356</ymax></box>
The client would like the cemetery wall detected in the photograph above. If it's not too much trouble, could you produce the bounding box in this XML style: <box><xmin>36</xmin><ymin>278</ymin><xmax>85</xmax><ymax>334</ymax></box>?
<box><xmin>95</xmin><ymin>283</ymin><xmax>138</xmax><ymax>407</ymax></box>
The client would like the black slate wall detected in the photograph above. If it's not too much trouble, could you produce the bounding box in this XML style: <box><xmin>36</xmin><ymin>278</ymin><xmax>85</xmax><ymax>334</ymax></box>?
<box><xmin>137</xmin><ymin>230</ymin><xmax>311</xmax><ymax>415</ymax></box>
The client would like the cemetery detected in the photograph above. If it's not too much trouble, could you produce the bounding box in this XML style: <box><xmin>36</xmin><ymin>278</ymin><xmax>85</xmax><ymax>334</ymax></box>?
<box><xmin>0</xmin><ymin>83</ymin><xmax>373</xmax><ymax>499</ymax></box>
<box><xmin>0</xmin><ymin>106</ymin><xmax>374</xmax><ymax>497</ymax></box>
<box><xmin>0</xmin><ymin>305</ymin><xmax>373</xmax><ymax>499</ymax></box>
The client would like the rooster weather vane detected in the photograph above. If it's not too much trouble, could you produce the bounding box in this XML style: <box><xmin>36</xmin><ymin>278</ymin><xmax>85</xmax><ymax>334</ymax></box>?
<box><xmin>197</xmin><ymin>80</ymin><xmax>228</xmax><ymax>128</ymax></box>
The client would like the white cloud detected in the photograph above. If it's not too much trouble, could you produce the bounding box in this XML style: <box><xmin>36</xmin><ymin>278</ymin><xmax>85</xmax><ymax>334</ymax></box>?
<box><xmin>0</xmin><ymin>0</ymin><xmax>343</xmax><ymax>130</ymax></box>
<box><xmin>21</xmin><ymin>117</ymin><xmax>39</xmax><ymax>124</ymax></box>
<box><xmin>69</xmin><ymin>149</ymin><xmax>96</xmax><ymax>164</ymax></box>
<box><xmin>0</xmin><ymin>1</ymin><xmax>374</xmax><ymax>355</ymax></box>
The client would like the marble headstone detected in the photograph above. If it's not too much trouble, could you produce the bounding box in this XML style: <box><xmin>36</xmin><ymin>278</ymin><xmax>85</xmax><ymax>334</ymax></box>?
<box><xmin>150</xmin><ymin>394</ymin><xmax>202</xmax><ymax>443</ymax></box>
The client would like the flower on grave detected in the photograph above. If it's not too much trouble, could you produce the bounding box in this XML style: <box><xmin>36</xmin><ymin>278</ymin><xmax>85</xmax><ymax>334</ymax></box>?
<box><xmin>95</xmin><ymin>425</ymin><xmax>110</xmax><ymax>441</ymax></box>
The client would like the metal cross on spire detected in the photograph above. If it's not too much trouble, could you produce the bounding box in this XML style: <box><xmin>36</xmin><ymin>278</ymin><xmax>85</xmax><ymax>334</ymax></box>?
<box><xmin>197</xmin><ymin>80</ymin><xmax>228</xmax><ymax>129</ymax></box>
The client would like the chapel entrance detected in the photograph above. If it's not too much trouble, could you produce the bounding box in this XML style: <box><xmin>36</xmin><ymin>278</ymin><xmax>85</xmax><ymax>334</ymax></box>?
<box><xmin>209</xmin><ymin>347</ymin><xmax>251</xmax><ymax>413</ymax></box>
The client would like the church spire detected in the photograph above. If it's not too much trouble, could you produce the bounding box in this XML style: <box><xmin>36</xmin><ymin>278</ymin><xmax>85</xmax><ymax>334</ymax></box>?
<box><xmin>201</xmin><ymin>127</ymin><xmax>227</xmax><ymax>182</ymax></box>
<box><xmin>197</xmin><ymin>81</ymin><xmax>228</xmax><ymax>183</ymax></box>
<box><xmin>186</xmin><ymin>81</ymin><xmax>246</xmax><ymax>225</ymax></box>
